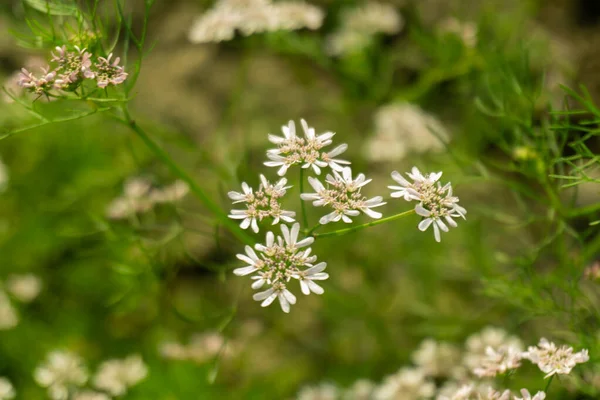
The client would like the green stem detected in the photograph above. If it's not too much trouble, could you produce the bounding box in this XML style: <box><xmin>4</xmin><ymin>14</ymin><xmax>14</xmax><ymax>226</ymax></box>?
<box><xmin>120</xmin><ymin>105</ymin><xmax>253</xmax><ymax>245</ymax></box>
<box><xmin>544</xmin><ymin>375</ymin><xmax>554</xmax><ymax>393</ymax></box>
<box><xmin>299</xmin><ymin>169</ymin><xmax>309</xmax><ymax>228</ymax></box>
<box><xmin>313</xmin><ymin>209</ymin><xmax>416</xmax><ymax>238</ymax></box>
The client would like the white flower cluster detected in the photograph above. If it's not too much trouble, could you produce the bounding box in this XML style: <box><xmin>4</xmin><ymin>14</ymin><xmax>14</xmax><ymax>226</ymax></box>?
<box><xmin>159</xmin><ymin>331</ymin><xmax>234</xmax><ymax>364</ymax></box>
<box><xmin>366</xmin><ymin>103</ymin><xmax>449</xmax><ymax>163</ymax></box>
<box><xmin>188</xmin><ymin>0</ymin><xmax>324</xmax><ymax>43</ymax></box>
<box><xmin>106</xmin><ymin>177</ymin><xmax>189</xmax><ymax>220</ymax></box>
<box><xmin>0</xmin><ymin>378</ymin><xmax>15</xmax><ymax>400</ymax></box>
<box><xmin>34</xmin><ymin>351</ymin><xmax>148</xmax><ymax>400</ymax></box>
<box><xmin>0</xmin><ymin>274</ymin><xmax>42</xmax><ymax>330</ymax></box>
<box><xmin>266</xmin><ymin>119</ymin><xmax>349</xmax><ymax>176</ymax></box>
<box><xmin>326</xmin><ymin>2</ymin><xmax>403</xmax><ymax>55</ymax></box>
<box><xmin>389</xmin><ymin>167</ymin><xmax>467</xmax><ymax>242</ymax></box>
<box><xmin>229</xmin><ymin>175</ymin><xmax>296</xmax><ymax>232</ymax></box>
<box><xmin>234</xmin><ymin>223</ymin><xmax>328</xmax><ymax>313</ymax></box>
<box><xmin>294</xmin><ymin>327</ymin><xmax>588</xmax><ymax>400</ymax></box>
<box><xmin>301</xmin><ymin>168</ymin><xmax>385</xmax><ymax>224</ymax></box>
<box><xmin>522</xmin><ymin>338</ymin><xmax>589</xmax><ymax>378</ymax></box>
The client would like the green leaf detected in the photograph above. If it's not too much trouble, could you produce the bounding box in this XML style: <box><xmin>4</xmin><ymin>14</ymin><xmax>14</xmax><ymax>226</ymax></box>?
<box><xmin>23</xmin><ymin>0</ymin><xmax>80</xmax><ymax>16</ymax></box>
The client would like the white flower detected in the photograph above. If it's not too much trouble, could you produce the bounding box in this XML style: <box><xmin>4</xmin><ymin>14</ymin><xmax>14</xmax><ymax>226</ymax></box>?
<box><xmin>389</xmin><ymin>167</ymin><xmax>466</xmax><ymax>242</ymax></box>
<box><xmin>188</xmin><ymin>0</ymin><xmax>324</xmax><ymax>43</ymax></box>
<box><xmin>438</xmin><ymin>18</ymin><xmax>478</xmax><ymax>48</ymax></box>
<box><xmin>522</xmin><ymin>338</ymin><xmax>589</xmax><ymax>378</ymax></box>
<box><xmin>0</xmin><ymin>290</ymin><xmax>18</xmax><ymax>330</ymax></box>
<box><xmin>265</xmin><ymin>119</ymin><xmax>350</xmax><ymax>176</ymax></box>
<box><xmin>374</xmin><ymin>367</ymin><xmax>435</xmax><ymax>400</ymax></box>
<box><xmin>366</xmin><ymin>103</ymin><xmax>448</xmax><ymax>163</ymax></box>
<box><xmin>484</xmin><ymin>388</ymin><xmax>511</xmax><ymax>400</ymax></box>
<box><xmin>326</xmin><ymin>2</ymin><xmax>403</xmax><ymax>55</ymax></box>
<box><xmin>105</xmin><ymin>177</ymin><xmax>153</xmax><ymax>220</ymax></box>
<box><xmin>34</xmin><ymin>351</ymin><xmax>88</xmax><ymax>400</ymax></box>
<box><xmin>72</xmin><ymin>391</ymin><xmax>111</xmax><ymax>400</ymax></box>
<box><xmin>234</xmin><ymin>223</ymin><xmax>328</xmax><ymax>313</ymax></box>
<box><xmin>149</xmin><ymin>180</ymin><xmax>189</xmax><ymax>203</ymax></box>
<box><xmin>436</xmin><ymin>382</ymin><xmax>494</xmax><ymax>400</ymax></box>
<box><xmin>513</xmin><ymin>389</ymin><xmax>545</xmax><ymax>400</ymax></box>
<box><xmin>296</xmin><ymin>382</ymin><xmax>339</xmax><ymax>400</ymax></box>
<box><xmin>159</xmin><ymin>331</ymin><xmax>232</xmax><ymax>364</ymax></box>
<box><xmin>463</xmin><ymin>327</ymin><xmax>523</xmax><ymax>371</ymax></box>
<box><xmin>93</xmin><ymin>354</ymin><xmax>148</xmax><ymax>396</ymax></box>
<box><xmin>301</xmin><ymin>167</ymin><xmax>385</xmax><ymax>224</ymax></box>
<box><xmin>343</xmin><ymin>379</ymin><xmax>375</xmax><ymax>400</ymax></box>
<box><xmin>412</xmin><ymin>339</ymin><xmax>462</xmax><ymax>378</ymax></box>
<box><xmin>228</xmin><ymin>174</ymin><xmax>295</xmax><ymax>232</ymax></box>
<box><xmin>472</xmin><ymin>346</ymin><xmax>522</xmax><ymax>377</ymax></box>
<box><xmin>6</xmin><ymin>274</ymin><xmax>42</xmax><ymax>303</ymax></box>
<box><xmin>0</xmin><ymin>378</ymin><xmax>15</xmax><ymax>400</ymax></box>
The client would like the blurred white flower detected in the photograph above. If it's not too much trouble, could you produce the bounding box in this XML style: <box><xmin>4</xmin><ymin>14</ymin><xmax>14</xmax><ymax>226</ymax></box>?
<box><xmin>301</xmin><ymin>167</ymin><xmax>385</xmax><ymax>224</ymax></box>
<box><xmin>34</xmin><ymin>351</ymin><xmax>88</xmax><ymax>400</ymax></box>
<box><xmin>234</xmin><ymin>222</ymin><xmax>328</xmax><ymax>313</ymax></box>
<box><xmin>93</xmin><ymin>354</ymin><xmax>147</xmax><ymax>396</ymax></box>
<box><xmin>0</xmin><ymin>290</ymin><xmax>18</xmax><ymax>330</ymax></box>
<box><xmin>228</xmin><ymin>175</ymin><xmax>295</xmax><ymax>232</ymax></box>
<box><xmin>463</xmin><ymin>327</ymin><xmax>523</xmax><ymax>371</ymax></box>
<box><xmin>514</xmin><ymin>389</ymin><xmax>545</xmax><ymax>400</ymax></box>
<box><xmin>106</xmin><ymin>177</ymin><xmax>154</xmax><ymax>220</ymax></box>
<box><xmin>389</xmin><ymin>167</ymin><xmax>466</xmax><ymax>242</ymax></box>
<box><xmin>366</xmin><ymin>103</ymin><xmax>448</xmax><ymax>163</ymax></box>
<box><xmin>0</xmin><ymin>378</ymin><xmax>15</xmax><ymax>400</ymax></box>
<box><xmin>374</xmin><ymin>367</ymin><xmax>435</xmax><ymax>400</ymax></box>
<box><xmin>412</xmin><ymin>339</ymin><xmax>462</xmax><ymax>378</ymax></box>
<box><xmin>72</xmin><ymin>391</ymin><xmax>111</xmax><ymax>400</ymax></box>
<box><xmin>343</xmin><ymin>379</ymin><xmax>375</xmax><ymax>400</ymax></box>
<box><xmin>438</xmin><ymin>17</ymin><xmax>478</xmax><ymax>48</ymax></box>
<box><xmin>189</xmin><ymin>0</ymin><xmax>324</xmax><ymax>43</ymax></box>
<box><xmin>522</xmin><ymin>338</ymin><xmax>589</xmax><ymax>378</ymax></box>
<box><xmin>484</xmin><ymin>388</ymin><xmax>511</xmax><ymax>400</ymax></box>
<box><xmin>106</xmin><ymin>178</ymin><xmax>188</xmax><ymax>220</ymax></box>
<box><xmin>436</xmin><ymin>382</ymin><xmax>493</xmax><ymax>400</ymax></box>
<box><xmin>326</xmin><ymin>2</ymin><xmax>403</xmax><ymax>55</ymax></box>
<box><xmin>472</xmin><ymin>346</ymin><xmax>522</xmax><ymax>378</ymax></box>
<box><xmin>160</xmin><ymin>332</ymin><xmax>234</xmax><ymax>364</ymax></box>
<box><xmin>265</xmin><ymin>119</ymin><xmax>350</xmax><ymax>176</ymax></box>
<box><xmin>6</xmin><ymin>274</ymin><xmax>42</xmax><ymax>303</ymax></box>
<box><xmin>149</xmin><ymin>180</ymin><xmax>189</xmax><ymax>203</ymax></box>
<box><xmin>297</xmin><ymin>382</ymin><xmax>339</xmax><ymax>400</ymax></box>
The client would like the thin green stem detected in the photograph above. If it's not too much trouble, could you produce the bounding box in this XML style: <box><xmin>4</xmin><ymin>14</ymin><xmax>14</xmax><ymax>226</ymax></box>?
<box><xmin>120</xmin><ymin>105</ymin><xmax>253</xmax><ymax>245</ymax></box>
<box><xmin>313</xmin><ymin>209</ymin><xmax>416</xmax><ymax>238</ymax></box>
<box><xmin>544</xmin><ymin>375</ymin><xmax>554</xmax><ymax>393</ymax></box>
<box><xmin>299</xmin><ymin>169</ymin><xmax>309</xmax><ymax>229</ymax></box>
<box><xmin>306</xmin><ymin>223</ymin><xmax>321</xmax><ymax>236</ymax></box>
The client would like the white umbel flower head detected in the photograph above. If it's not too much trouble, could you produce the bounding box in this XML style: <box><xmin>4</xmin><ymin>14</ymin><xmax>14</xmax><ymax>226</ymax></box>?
<box><xmin>472</xmin><ymin>346</ymin><xmax>523</xmax><ymax>378</ymax></box>
<box><xmin>228</xmin><ymin>174</ymin><xmax>295</xmax><ymax>232</ymax></box>
<box><xmin>411</xmin><ymin>339</ymin><xmax>462</xmax><ymax>378</ymax></box>
<box><xmin>72</xmin><ymin>391</ymin><xmax>111</xmax><ymax>400</ymax></box>
<box><xmin>265</xmin><ymin>119</ymin><xmax>350</xmax><ymax>176</ymax></box>
<box><xmin>463</xmin><ymin>327</ymin><xmax>523</xmax><ymax>371</ymax></box>
<box><xmin>0</xmin><ymin>378</ymin><xmax>15</xmax><ymax>400</ymax></box>
<box><xmin>296</xmin><ymin>382</ymin><xmax>339</xmax><ymax>400</ymax></box>
<box><xmin>301</xmin><ymin>167</ymin><xmax>385</xmax><ymax>224</ymax></box>
<box><xmin>234</xmin><ymin>222</ymin><xmax>328</xmax><ymax>313</ymax></box>
<box><xmin>188</xmin><ymin>0</ymin><xmax>324</xmax><ymax>43</ymax></box>
<box><xmin>374</xmin><ymin>367</ymin><xmax>435</xmax><ymax>400</ymax></box>
<box><xmin>6</xmin><ymin>274</ymin><xmax>42</xmax><ymax>303</ymax></box>
<box><xmin>522</xmin><ymin>338</ymin><xmax>589</xmax><ymax>378</ymax></box>
<box><xmin>389</xmin><ymin>167</ymin><xmax>466</xmax><ymax>242</ymax></box>
<box><xmin>34</xmin><ymin>351</ymin><xmax>88</xmax><ymax>400</ymax></box>
<box><xmin>93</xmin><ymin>354</ymin><xmax>148</xmax><ymax>396</ymax></box>
<box><xmin>514</xmin><ymin>389</ymin><xmax>546</xmax><ymax>400</ymax></box>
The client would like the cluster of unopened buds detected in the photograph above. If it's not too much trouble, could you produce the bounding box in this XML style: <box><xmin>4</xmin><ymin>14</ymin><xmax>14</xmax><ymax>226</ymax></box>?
<box><xmin>17</xmin><ymin>45</ymin><xmax>127</xmax><ymax>96</ymax></box>
<box><xmin>229</xmin><ymin>119</ymin><xmax>467</xmax><ymax>312</ymax></box>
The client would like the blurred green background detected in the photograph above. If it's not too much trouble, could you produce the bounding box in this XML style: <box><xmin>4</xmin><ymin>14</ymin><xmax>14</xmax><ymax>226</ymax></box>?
<box><xmin>0</xmin><ymin>0</ymin><xmax>599</xmax><ymax>398</ymax></box>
